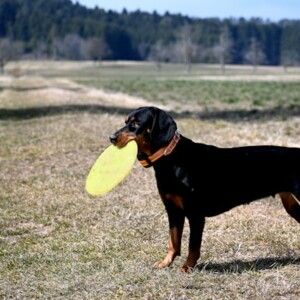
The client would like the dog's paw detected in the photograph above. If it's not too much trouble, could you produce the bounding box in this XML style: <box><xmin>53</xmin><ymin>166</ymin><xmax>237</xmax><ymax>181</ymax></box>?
<box><xmin>180</xmin><ymin>265</ymin><xmax>194</xmax><ymax>273</ymax></box>
<box><xmin>153</xmin><ymin>260</ymin><xmax>171</xmax><ymax>269</ymax></box>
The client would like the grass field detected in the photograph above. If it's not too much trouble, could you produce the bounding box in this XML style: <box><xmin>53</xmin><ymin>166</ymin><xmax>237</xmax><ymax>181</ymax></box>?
<box><xmin>0</xmin><ymin>61</ymin><xmax>299</xmax><ymax>299</ymax></box>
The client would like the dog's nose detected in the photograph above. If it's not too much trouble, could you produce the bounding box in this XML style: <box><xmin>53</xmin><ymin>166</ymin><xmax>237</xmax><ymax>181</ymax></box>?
<box><xmin>109</xmin><ymin>134</ymin><xmax>117</xmax><ymax>144</ymax></box>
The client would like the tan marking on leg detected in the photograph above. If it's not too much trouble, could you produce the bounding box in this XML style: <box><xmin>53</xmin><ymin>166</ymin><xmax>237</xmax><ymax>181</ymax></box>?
<box><xmin>279</xmin><ymin>192</ymin><xmax>300</xmax><ymax>223</ymax></box>
<box><xmin>154</xmin><ymin>226</ymin><xmax>183</xmax><ymax>269</ymax></box>
<box><xmin>165</xmin><ymin>193</ymin><xmax>184</xmax><ymax>210</ymax></box>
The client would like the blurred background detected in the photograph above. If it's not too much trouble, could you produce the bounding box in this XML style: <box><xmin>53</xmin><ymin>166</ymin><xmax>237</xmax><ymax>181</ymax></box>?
<box><xmin>1</xmin><ymin>0</ymin><xmax>300</xmax><ymax>73</ymax></box>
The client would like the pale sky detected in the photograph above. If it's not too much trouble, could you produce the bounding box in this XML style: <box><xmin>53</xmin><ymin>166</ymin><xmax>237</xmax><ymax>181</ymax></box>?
<box><xmin>71</xmin><ymin>0</ymin><xmax>299</xmax><ymax>21</ymax></box>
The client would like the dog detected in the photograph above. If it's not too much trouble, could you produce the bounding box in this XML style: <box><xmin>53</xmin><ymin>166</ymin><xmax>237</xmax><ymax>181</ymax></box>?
<box><xmin>110</xmin><ymin>106</ymin><xmax>300</xmax><ymax>272</ymax></box>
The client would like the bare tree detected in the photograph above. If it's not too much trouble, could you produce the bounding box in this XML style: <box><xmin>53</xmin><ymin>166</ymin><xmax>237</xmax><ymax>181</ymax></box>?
<box><xmin>148</xmin><ymin>40</ymin><xmax>170</xmax><ymax>71</ymax></box>
<box><xmin>52</xmin><ymin>37</ymin><xmax>62</xmax><ymax>60</ymax></box>
<box><xmin>34</xmin><ymin>41</ymin><xmax>48</xmax><ymax>59</ymax></box>
<box><xmin>213</xmin><ymin>27</ymin><xmax>232</xmax><ymax>74</ymax></box>
<box><xmin>53</xmin><ymin>34</ymin><xmax>86</xmax><ymax>60</ymax></box>
<box><xmin>176</xmin><ymin>24</ymin><xmax>198</xmax><ymax>73</ymax></box>
<box><xmin>281</xmin><ymin>49</ymin><xmax>300</xmax><ymax>73</ymax></box>
<box><xmin>244</xmin><ymin>37</ymin><xmax>265</xmax><ymax>71</ymax></box>
<box><xmin>63</xmin><ymin>34</ymin><xmax>86</xmax><ymax>60</ymax></box>
<box><xmin>137</xmin><ymin>42</ymin><xmax>150</xmax><ymax>61</ymax></box>
<box><xmin>0</xmin><ymin>38</ymin><xmax>23</xmax><ymax>74</ymax></box>
<box><xmin>85</xmin><ymin>37</ymin><xmax>110</xmax><ymax>63</ymax></box>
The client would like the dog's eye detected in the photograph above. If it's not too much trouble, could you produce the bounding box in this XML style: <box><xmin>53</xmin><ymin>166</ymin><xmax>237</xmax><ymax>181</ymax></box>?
<box><xmin>131</xmin><ymin>121</ymin><xmax>140</xmax><ymax>129</ymax></box>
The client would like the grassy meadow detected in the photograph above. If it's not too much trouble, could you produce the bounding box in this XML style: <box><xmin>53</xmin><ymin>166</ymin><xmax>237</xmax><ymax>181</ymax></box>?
<box><xmin>0</xmin><ymin>61</ymin><xmax>299</xmax><ymax>299</ymax></box>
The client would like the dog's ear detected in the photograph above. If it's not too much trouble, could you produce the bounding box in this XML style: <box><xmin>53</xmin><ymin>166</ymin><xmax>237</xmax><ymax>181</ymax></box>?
<box><xmin>149</xmin><ymin>108</ymin><xmax>177</xmax><ymax>149</ymax></box>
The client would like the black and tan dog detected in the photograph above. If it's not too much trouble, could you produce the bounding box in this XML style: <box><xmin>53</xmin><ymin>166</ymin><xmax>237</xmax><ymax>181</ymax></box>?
<box><xmin>110</xmin><ymin>106</ymin><xmax>300</xmax><ymax>272</ymax></box>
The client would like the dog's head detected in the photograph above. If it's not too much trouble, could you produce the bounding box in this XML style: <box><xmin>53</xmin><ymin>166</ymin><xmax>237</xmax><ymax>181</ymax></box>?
<box><xmin>110</xmin><ymin>107</ymin><xmax>177</xmax><ymax>160</ymax></box>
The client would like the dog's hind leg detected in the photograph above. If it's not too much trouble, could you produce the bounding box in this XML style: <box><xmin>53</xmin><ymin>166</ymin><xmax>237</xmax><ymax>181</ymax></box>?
<box><xmin>279</xmin><ymin>192</ymin><xmax>300</xmax><ymax>223</ymax></box>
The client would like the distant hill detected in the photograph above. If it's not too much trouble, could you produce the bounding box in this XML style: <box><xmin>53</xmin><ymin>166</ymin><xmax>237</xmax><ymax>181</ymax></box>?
<box><xmin>0</xmin><ymin>0</ymin><xmax>300</xmax><ymax>66</ymax></box>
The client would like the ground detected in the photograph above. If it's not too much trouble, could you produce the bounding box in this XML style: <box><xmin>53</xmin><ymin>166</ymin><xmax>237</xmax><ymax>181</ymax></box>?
<box><xmin>0</xmin><ymin>62</ymin><xmax>299</xmax><ymax>299</ymax></box>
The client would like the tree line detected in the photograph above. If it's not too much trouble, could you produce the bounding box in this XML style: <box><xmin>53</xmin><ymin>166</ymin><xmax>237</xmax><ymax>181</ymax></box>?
<box><xmin>1</xmin><ymin>0</ymin><xmax>300</xmax><ymax>71</ymax></box>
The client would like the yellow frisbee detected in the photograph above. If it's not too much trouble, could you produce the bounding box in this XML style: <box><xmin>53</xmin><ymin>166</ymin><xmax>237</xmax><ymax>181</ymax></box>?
<box><xmin>85</xmin><ymin>141</ymin><xmax>138</xmax><ymax>196</ymax></box>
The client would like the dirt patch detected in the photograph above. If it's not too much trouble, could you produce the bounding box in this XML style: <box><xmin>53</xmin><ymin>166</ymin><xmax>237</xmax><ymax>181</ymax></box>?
<box><xmin>0</xmin><ymin>75</ymin><xmax>165</xmax><ymax>110</ymax></box>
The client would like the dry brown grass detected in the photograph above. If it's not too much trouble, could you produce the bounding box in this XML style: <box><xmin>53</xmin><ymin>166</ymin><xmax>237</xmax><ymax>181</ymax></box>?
<box><xmin>0</xmin><ymin>65</ymin><xmax>299</xmax><ymax>299</ymax></box>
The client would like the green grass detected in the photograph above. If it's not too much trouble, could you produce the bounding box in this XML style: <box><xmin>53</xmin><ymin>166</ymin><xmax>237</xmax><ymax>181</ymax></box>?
<box><xmin>78</xmin><ymin>79</ymin><xmax>300</xmax><ymax>108</ymax></box>
<box><xmin>0</xmin><ymin>61</ymin><xmax>300</xmax><ymax>299</ymax></box>
<box><xmin>19</xmin><ymin>60</ymin><xmax>300</xmax><ymax>109</ymax></box>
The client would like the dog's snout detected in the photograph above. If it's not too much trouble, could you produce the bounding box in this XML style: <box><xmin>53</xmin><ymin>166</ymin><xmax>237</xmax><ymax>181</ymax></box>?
<box><xmin>109</xmin><ymin>134</ymin><xmax>117</xmax><ymax>144</ymax></box>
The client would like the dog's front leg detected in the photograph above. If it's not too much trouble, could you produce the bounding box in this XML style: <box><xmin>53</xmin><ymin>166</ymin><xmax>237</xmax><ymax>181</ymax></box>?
<box><xmin>181</xmin><ymin>215</ymin><xmax>205</xmax><ymax>272</ymax></box>
<box><xmin>154</xmin><ymin>198</ymin><xmax>185</xmax><ymax>269</ymax></box>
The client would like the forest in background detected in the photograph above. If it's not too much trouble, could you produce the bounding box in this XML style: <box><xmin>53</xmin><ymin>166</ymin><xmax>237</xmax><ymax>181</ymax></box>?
<box><xmin>1</xmin><ymin>0</ymin><xmax>300</xmax><ymax>71</ymax></box>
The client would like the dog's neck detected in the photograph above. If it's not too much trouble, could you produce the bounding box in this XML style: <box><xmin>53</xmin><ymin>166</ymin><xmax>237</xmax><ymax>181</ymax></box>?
<box><xmin>138</xmin><ymin>131</ymin><xmax>181</xmax><ymax>168</ymax></box>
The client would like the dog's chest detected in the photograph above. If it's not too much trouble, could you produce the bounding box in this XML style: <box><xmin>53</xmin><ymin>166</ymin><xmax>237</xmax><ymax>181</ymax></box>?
<box><xmin>164</xmin><ymin>193</ymin><xmax>184</xmax><ymax>210</ymax></box>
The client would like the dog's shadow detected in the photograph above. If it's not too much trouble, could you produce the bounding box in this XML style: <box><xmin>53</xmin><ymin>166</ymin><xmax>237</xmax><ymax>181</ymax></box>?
<box><xmin>196</xmin><ymin>257</ymin><xmax>300</xmax><ymax>273</ymax></box>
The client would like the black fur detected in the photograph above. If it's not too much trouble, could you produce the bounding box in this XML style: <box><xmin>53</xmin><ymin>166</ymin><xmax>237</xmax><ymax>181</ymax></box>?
<box><xmin>110</xmin><ymin>106</ymin><xmax>300</xmax><ymax>272</ymax></box>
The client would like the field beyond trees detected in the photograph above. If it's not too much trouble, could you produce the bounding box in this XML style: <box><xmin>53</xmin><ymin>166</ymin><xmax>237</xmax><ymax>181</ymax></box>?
<box><xmin>0</xmin><ymin>62</ymin><xmax>299</xmax><ymax>299</ymax></box>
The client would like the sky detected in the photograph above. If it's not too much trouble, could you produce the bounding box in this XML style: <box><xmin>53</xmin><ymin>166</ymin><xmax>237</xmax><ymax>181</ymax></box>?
<box><xmin>71</xmin><ymin>0</ymin><xmax>299</xmax><ymax>21</ymax></box>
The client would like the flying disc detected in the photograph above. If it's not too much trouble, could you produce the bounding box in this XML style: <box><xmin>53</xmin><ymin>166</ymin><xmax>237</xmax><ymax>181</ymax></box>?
<box><xmin>85</xmin><ymin>141</ymin><xmax>137</xmax><ymax>196</ymax></box>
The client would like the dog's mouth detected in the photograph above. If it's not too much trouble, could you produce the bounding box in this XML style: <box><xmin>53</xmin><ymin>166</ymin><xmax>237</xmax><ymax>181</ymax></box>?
<box><xmin>109</xmin><ymin>133</ymin><xmax>135</xmax><ymax>148</ymax></box>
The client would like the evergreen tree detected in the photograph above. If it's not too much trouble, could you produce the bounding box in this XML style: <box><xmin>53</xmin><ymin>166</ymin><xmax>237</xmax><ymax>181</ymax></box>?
<box><xmin>0</xmin><ymin>0</ymin><xmax>299</xmax><ymax>65</ymax></box>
